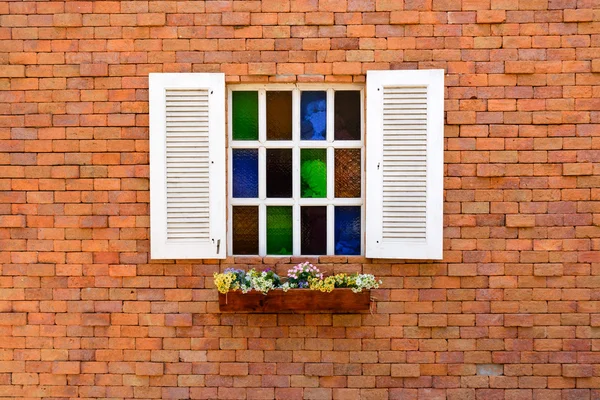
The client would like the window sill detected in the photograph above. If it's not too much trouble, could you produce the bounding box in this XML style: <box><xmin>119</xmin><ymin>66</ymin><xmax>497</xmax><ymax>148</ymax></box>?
<box><xmin>218</xmin><ymin>288</ymin><xmax>372</xmax><ymax>313</ymax></box>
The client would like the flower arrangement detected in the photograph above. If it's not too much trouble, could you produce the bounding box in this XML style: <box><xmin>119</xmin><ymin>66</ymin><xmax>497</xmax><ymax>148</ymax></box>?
<box><xmin>214</xmin><ymin>262</ymin><xmax>381</xmax><ymax>295</ymax></box>
<box><xmin>213</xmin><ymin>268</ymin><xmax>281</xmax><ymax>295</ymax></box>
<box><xmin>308</xmin><ymin>272</ymin><xmax>382</xmax><ymax>293</ymax></box>
<box><xmin>282</xmin><ymin>261</ymin><xmax>323</xmax><ymax>289</ymax></box>
<box><xmin>246</xmin><ymin>268</ymin><xmax>281</xmax><ymax>295</ymax></box>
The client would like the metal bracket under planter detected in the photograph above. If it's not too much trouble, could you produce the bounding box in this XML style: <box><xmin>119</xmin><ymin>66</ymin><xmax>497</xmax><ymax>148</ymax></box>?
<box><xmin>218</xmin><ymin>288</ymin><xmax>372</xmax><ymax>312</ymax></box>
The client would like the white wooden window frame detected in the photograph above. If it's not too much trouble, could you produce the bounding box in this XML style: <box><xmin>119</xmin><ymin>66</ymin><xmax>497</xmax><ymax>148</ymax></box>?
<box><xmin>228</xmin><ymin>84</ymin><xmax>365</xmax><ymax>257</ymax></box>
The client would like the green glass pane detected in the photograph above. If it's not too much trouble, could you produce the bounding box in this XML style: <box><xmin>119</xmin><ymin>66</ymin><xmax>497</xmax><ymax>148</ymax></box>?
<box><xmin>232</xmin><ymin>91</ymin><xmax>258</xmax><ymax>140</ymax></box>
<box><xmin>301</xmin><ymin>149</ymin><xmax>327</xmax><ymax>198</ymax></box>
<box><xmin>267</xmin><ymin>206</ymin><xmax>293</xmax><ymax>255</ymax></box>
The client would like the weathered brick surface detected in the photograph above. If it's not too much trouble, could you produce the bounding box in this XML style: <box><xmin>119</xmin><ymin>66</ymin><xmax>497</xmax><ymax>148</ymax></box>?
<box><xmin>0</xmin><ymin>0</ymin><xmax>599</xmax><ymax>398</ymax></box>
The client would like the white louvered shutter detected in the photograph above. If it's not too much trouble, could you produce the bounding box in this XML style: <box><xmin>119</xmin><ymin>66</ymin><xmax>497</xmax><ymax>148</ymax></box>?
<box><xmin>365</xmin><ymin>70</ymin><xmax>444</xmax><ymax>259</ymax></box>
<box><xmin>149</xmin><ymin>73</ymin><xmax>226</xmax><ymax>259</ymax></box>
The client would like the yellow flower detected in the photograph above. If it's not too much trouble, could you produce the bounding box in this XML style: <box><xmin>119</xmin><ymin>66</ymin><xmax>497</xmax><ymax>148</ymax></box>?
<box><xmin>213</xmin><ymin>272</ymin><xmax>235</xmax><ymax>294</ymax></box>
<box><xmin>309</xmin><ymin>276</ymin><xmax>335</xmax><ymax>292</ymax></box>
<box><xmin>333</xmin><ymin>273</ymin><xmax>347</xmax><ymax>287</ymax></box>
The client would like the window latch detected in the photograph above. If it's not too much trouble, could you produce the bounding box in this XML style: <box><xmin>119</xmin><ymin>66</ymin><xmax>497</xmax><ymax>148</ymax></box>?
<box><xmin>216</xmin><ymin>239</ymin><xmax>221</xmax><ymax>254</ymax></box>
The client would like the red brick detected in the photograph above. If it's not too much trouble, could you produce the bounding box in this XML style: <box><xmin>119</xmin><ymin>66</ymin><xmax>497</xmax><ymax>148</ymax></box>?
<box><xmin>165</xmin><ymin>314</ymin><xmax>192</xmax><ymax>327</ymax></box>
<box><xmin>248</xmin><ymin>63</ymin><xmax>276</xmax><ymax>75</ymax></box>
<box><xmin>263</xmin><ymin>0</ymin><xmax>291</xmax><ymax>12</ymax></box>
<box><xmin>390</xmin><ymin>11</ymin><xmax>419</xmax><ymax>24</ymax></box>
<box><xmin>391</xmin><ymin>364</ymin><xmax>420</xmax><ymax>377</ymax></box>
<box><xmin>53</xmin><ymin>14</ymin><xmax>83</xmax><ymax>27</ymax></box>
<box><xmin>222</xmin><ymin>12</ymin><xmax>251</xmax><ymax>26</ymax></box>
<box><xmin>562</xmin><ymin>364</ymin><xmax>593</xmax><ymax>378</ymax></box>
<box><xmin>563</xmin><ymin>9</ymin><xmax>593</xmax><ymax>22</ymax></box>
<box><xmin>52</xmin><ymin>361</ymin><xmax>80</xmax><ymax>375</ymax></box>
<box><xmin>136</xmin><ymin>362</ymin><xmax>163</xmax><ymax>376</ymax></box>
<box><xmin>82</xmin><ymin>314</ymin><xmax>110</xmax><ymax>326</ymax></box>
<box><xmin>477</xmin><ymin>10</ymin><xmax>506</xmax><ymax>23</ymax></box>
<box><xmin>137</xmin><ymin>13</ymin><xmax>165</xmax><ymax>26</ymax></box>
<box><xmin>291</xmin><ymin>0</ymin><xmax>319</xmax><ymax>11</ymax></box>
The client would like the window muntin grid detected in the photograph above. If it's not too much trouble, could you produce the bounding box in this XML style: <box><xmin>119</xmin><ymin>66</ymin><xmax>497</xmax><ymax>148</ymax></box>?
<box><xmin>228</xmin><ymin>85</ymin><xmax>364</xmax><ymax>256</ymax></box>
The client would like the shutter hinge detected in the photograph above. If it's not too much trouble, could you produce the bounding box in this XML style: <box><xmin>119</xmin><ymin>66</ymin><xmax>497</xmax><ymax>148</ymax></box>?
<box><xmin>377</xmin><ymin>163</ymin><xmax>380</xmax><ymax>170</ymax></box>
<box><xmin>216</xmin><ymin>239</ymin><xmax>221</xmax><ymax>254</ymax></box>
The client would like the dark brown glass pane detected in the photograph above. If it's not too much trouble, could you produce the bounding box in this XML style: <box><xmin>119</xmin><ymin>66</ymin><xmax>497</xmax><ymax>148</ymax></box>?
<box><xmin>266</xmin><ymin>149</ymin><xmax>292</xmax><ymax>198</ymax></box>
<box><xmin>335</xmin><ymin>149</ymin><xmax>361</xmax><ymax>198</ymax></box>
<box><xmin>301</xmin><ymin>206</ymin><xmax>327</xmax><ymax>255</ymax></box>
<box><xmin>335</xmin><ymin>91</ymin><xmax>361</xmax><ymax>140</ymax></box>
<box><xmin>267</xmin><ymin>91</ymin><xmax>292</xmax><ymax>140</ymax></box>
<box><xmin>232</xmin><ymin>206</ymin><xmax>258</xmax><ymax>254</ymax></box>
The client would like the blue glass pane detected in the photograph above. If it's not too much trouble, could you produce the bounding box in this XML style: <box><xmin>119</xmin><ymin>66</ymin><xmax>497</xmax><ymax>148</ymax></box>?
<box><xmin>232</xmin><ymin>149</ymin><xmax>258</xmax><ymax>198</ymax></box>
<box><xmin>335</xmin><ymin>206</ymin><xmax>361</xmax><ymax>255</ymax></box>
<box><xmin>301</xmin><ymin>91</ymin><xmax>327</xmax><ymax>141</ymax></box>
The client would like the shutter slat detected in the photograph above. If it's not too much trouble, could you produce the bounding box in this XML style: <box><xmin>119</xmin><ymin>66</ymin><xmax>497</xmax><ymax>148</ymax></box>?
<box><xmin>383</xmin><ymin>125</ymin><xmax>428</xmax><ymax>130</ymax></box>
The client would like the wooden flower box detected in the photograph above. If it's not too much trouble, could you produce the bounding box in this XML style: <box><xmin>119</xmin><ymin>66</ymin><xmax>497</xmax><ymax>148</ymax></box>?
<box><xmin>218</xmin><ymin>288</ymin><xmax>372</xmax><ymax>312</ymax></box>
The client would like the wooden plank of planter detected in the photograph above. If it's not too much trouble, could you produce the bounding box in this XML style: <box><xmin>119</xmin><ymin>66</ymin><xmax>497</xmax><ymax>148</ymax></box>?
<box><xmin>218</xmin><ymin>288</ymin><xmax>371</xmax><ymax>312</ymax></box>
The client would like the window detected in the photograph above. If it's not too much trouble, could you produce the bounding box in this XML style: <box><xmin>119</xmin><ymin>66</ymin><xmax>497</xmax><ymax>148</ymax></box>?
<box><xmin>149</xmin><ymin>70</ymin><xmax>444</xmax><ymax>260</ymax></box>
<box><xmin>229</xmin><ymin>86</ymin><xmax>364</xmax><ymax>256</ymax></box>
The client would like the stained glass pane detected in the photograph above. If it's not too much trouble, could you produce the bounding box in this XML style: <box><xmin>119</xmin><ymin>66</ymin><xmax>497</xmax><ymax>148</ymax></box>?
<box><xmin>267</xmin><ymin>91</ymin><xmax>292</xmax><ymax>140</ymax></box>
<box><xmin>335</xmin><ymin>91</ymin><xmax>361</xmax><ymax>140</ymax></box>
<box><xmin>266</xmin><ymin>149</ymin><xmax>292</xmax><ymax>198</ymax></box>
<box><xmin>335</xmin><ymin>149</ymin><xmax>361</xmax><ymax>198</ymax></box>
<box><xmin>335</xmin><ymin>206</ymin><xmax>361</xmax><ymax>255</ymax></box>
<box><xmin>232</xmin><ymin>206</ymin><xmax>258</xmax><ymax>254</ymax></box>
<box><xmin>301</xmin><ymin>91</ymin><xmax>327</xmax><ymax>141</ymax></box>
<box><xmin>301</xmin><ymin>206</ymin><xmax>327</xmax><ymax>255</ymax></box>
<box><xmin>232</xmin><ymin>149</ymin><xmax>258</xmax><ymax>198</ymax></box>
<box><xmin>267</xmin><ymin>206</ymin><xmax>293</xmax><ymax>255</ymax></box>
<box><xmin>232</xmin><ymin>91</ymin><xmax>258</xmax><ymax>140</ymax></box>
<box><xmin>301</xmin><ymin>149</ymin><xmax>327</xmax><ymax>198</ymax></box>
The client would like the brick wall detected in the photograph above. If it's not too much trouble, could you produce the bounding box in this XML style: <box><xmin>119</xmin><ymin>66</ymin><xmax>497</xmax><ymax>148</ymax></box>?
<box><xmin>1</xmin><ymin>0</ymin><xmax>599</xmax><ymax>399</ymax></box>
